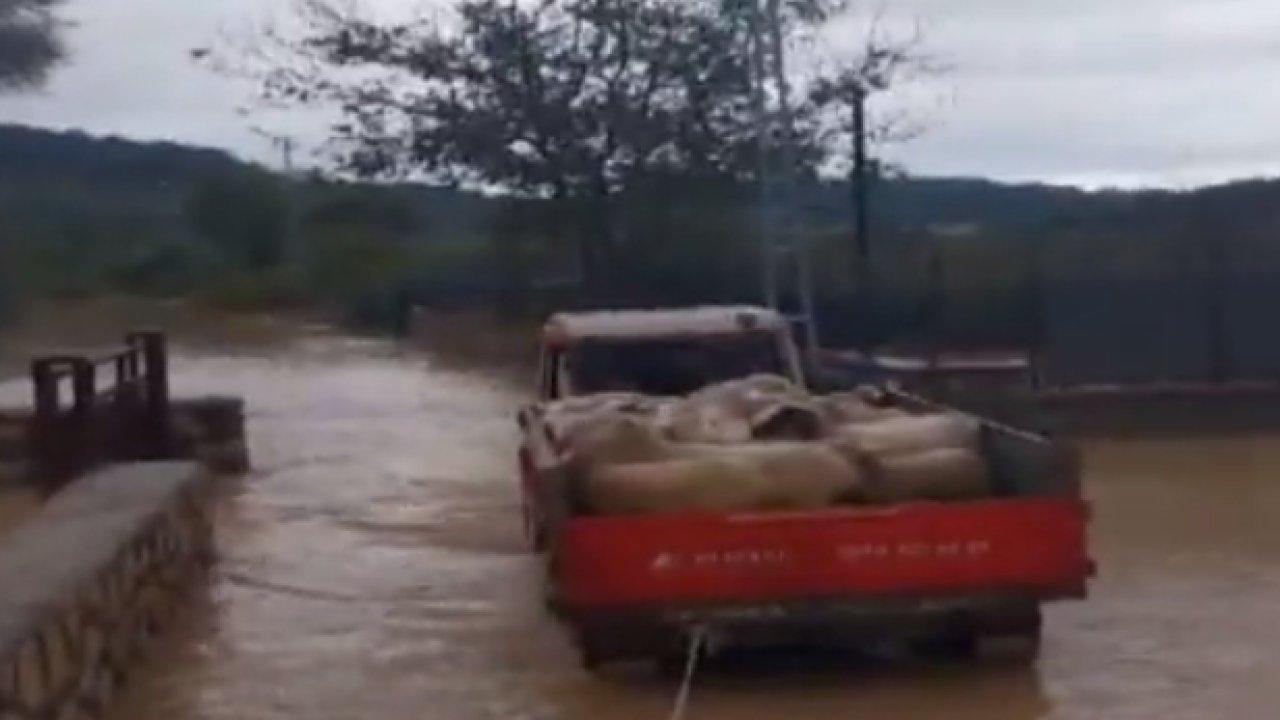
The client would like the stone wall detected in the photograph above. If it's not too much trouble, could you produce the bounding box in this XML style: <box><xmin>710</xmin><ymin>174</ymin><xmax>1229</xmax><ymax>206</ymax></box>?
<box><xmin>0</xmin><ymin>462</ymin><xmax>211</xmax><ymax>719</ymax></box>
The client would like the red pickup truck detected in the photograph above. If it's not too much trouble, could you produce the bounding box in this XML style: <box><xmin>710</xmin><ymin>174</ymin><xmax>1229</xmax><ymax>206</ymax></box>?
<box><xmin>517</xmin><ymin>306</ymin><xmax>1091</xmax><ymax>668</ymax></box>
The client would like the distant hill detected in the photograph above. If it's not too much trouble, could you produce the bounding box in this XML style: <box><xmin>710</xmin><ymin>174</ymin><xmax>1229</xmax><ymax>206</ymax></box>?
<box><xmin>5</xmin><ymin>122</ymin><xmax>1280</xmax><ymax>239</ymax></box>
<box><xmin>0</xmin><ymin>124</ymin><xmax>243</xmax><ymax>187</ymax></box>
<box><xmin>5</xmin><ymin>122</ymin><xmax>1280</xmax><ymax>367</ymax></box>
<box><xmin>0</xmin><ymin>124</ymin><xmax>495</xmax><ymax>245</ymax></box>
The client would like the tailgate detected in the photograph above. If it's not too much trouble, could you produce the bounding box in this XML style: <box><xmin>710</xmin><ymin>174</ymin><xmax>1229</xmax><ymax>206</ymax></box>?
<box><xmin>557</xmin><ymin>498</ymin><xmax>1090</xmax><ymax>611</ymax></box>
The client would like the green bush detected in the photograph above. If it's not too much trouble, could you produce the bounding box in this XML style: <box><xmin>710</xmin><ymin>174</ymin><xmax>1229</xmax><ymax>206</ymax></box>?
<box><xmin>301</xmin><ymin>226</ymin><xmax>415</xmax><ymax>326</ymax></box>
<box><xmin>186</xmin><ymin>168</ymin><xmax>291</xmax><ymax>269</ymax></box>
<box><xmin>194</xmin><ymin>266</ymin><xmax>308</xmax><ymax>312</ymax></box>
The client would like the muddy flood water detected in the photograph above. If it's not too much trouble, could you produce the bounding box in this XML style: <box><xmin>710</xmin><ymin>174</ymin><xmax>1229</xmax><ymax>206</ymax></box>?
<box><xmin>9</xmin><ymin>327</ymin><xmax>1280</xmax><ymax>719</ymax></box>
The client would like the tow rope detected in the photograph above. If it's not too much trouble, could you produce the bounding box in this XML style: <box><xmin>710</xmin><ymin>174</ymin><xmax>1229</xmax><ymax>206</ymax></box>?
<box><xmin>668</xmin><ymin>625</ymin><xmax>708</xmax><ymax>720</ymax></box>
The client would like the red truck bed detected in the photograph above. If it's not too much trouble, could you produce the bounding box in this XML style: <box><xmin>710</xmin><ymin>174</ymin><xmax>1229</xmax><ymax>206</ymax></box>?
<box><xmin>523</xmin><ymin>311</ymin><xmax>1090</xmax><ymax>666</ymax></box>
<box><xmin>558</xmin><ymin>498</ymin><xmax>1090</xmax><ymax>612</ymax></box>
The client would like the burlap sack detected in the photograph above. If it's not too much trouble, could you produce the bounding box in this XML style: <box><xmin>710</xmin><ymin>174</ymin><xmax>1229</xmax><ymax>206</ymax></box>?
<box><xmin>584</xmin><ymin>442</ymin><xmax>865</xmax><ymax>515</ymax></box>
<box><xmin>829</xmin><ymin>413</ymin><xmax>981</xmax><ymax>460</ymax></box>
<box><xmin>862</xmin><ymin>447</ymin><xmax>991</xmax><ymax>503</ymax></box>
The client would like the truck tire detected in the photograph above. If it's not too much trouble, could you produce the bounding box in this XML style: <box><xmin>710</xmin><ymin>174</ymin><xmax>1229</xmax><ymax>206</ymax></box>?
<box><xmin>580</xmin><ymin>637</ymin><xmax>604</xmax><ymax>670</ymax></box>
<box><xmin>975</xmin><ymin>603</ymin><xmax>1042</xmax><ymax>664</ymax></box>
<box><xmin>578</xmin><ymin>631</ymin><xmax>626</xmax><ymax>671</ymax></box>
<box><xmin>541</xmin><ymin>569</ymin><xmax>565</xmax><ymax>616</ymax></box>
<box><xmin>654</xmin><ymin>633</ymin><xmax>706</xmax><ymax>677</ymax></box>
<box><xmin>914</xmin><ymin>603</ymin><xmax>1042</xmax><ymax>662</ymax></box>
<box><xmin>578</xmin><ymin>624</ymin><xmax>677</xmax><ymax>671</ymax></box>
<box><xmin>911</xmin><ymin>630</ymin><xmax>978</xmax><ymax>659</ymax></box>
<box><xmin>522</xmin><ymin>499</ymin><xmax>548</xmax><ymax>552</ymax></box>
<box><xmin>975</xmin><ymin>629</ymin><xmax>1040</xmax><ymax>664</ymax></box>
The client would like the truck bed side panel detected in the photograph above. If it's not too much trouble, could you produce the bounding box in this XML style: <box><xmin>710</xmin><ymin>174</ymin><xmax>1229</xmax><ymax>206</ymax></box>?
<box><xmin>558</xmin><ymin>499</ymin><xmax>1089</xmax><ymax>611</ymax></box>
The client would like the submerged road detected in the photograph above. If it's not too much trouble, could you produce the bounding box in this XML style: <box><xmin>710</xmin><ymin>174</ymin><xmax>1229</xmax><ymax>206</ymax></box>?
<box><xmin>23</xmin><ymin>330</ymin><xmax>1268</xmax><ymax>720</ymax></box>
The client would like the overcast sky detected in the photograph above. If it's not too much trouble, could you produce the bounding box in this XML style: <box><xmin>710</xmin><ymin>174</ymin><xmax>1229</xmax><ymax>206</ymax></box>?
<box><xmin>3</xmin><ymin>0</ymin><xmax>1279</xmax><ymax>188</ymax></box>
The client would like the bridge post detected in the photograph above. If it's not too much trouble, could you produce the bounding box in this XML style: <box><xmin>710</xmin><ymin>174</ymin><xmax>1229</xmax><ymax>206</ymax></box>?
<box><xmin>71</xmin><ymin>358</ymin><xmax>95</xmax><ymax>415</ymax></box>
<box><xmin>30</xmin><ymin>358</ymin><xmax>58</xmax><ymax>486</ymax></box>
<box><xmin>31</xmin><ymin>358</ymin><xmax>58</xmax><ymax>421</ymax></box>
<box><xmin>29</xmin><ymin>357</ymin><xmax>96</xmax><ymax>487</ymax></box>
<box><xmin>71</xmin><ymin>358</ymin><xmax>98</xmax><ymax>473</ymax></box>
<box><xmin>130</xmin><ymin>331</ymin><xmax>171</xmax><ymax>459</ymax></box>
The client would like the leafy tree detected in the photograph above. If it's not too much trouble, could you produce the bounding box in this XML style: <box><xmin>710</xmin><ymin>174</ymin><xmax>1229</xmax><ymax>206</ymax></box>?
<box><xmin>304</xmin><ymin>225</ymin><xmax>412</xmax><ymax>325</ymax></box>
<box><xmin>274</xmin><ymin>0</ymin><xmax>763</xmax><ymax>191</ymax></box>
<box><xmin>185</xmin><ymin>169</ymin><xmax>291</xmax><ymax>269</ymax></box>
<box><xmin>264</xmin><ymin>0</ymin><xmax>932</xmax><ymax>184</ymax></box>
<box><xmin>302</xmin><ymin>183</ymin><xmax>417</xmax><ymax>237</ymax></box>
<box><xmin>262</xmin><ymin>0</ymin><xmax>762</xmax><ymax>282</ymax></box>
<box><xmin>249</xmin><ymin>0</ymin><xmax>931</xmax><ymax>287</ymax></box>
<box><xmin>0</xmin><ymin>0</ymin><xmax>64</xmax><ymax>91</ymax></box>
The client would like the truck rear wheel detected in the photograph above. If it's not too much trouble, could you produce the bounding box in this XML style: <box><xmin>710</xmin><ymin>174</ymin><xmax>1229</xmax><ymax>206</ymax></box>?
<box><xmin>578</xmin><ymin>631</ymin><xmax>641</xmax><ymax>671</ymax></box>
<box><xmin>522</xmin><ymin>500</ymin><xmax>548</xmax><ymax>552</ymax></box>
<box><xmin>911</xmin><ymin>630</ymin><xmax>978</xmax><ymax>659</ymax></box>
<box><xmin>975</xmin><ymin>629</ymin><xmax>1040</xmax><ymax>664</ymax></box>
<box><xmin>975</xmin><ymin>603</ymin><xmax>1042</xmax><ymax>664</ymax></box>
<box><xmin>579</xmin><ymin>636</ymin><xmax>605</xmax><ymax>670</ymax></box>
<box><xmin>914</xmin><ymin>603</ymin><xmax>1042</xmax><ymax>663</ymax></box>
<box><xmin>577</xmin><ymin>623</ymin><xmax>681</xmax><ymax>671</ymax></box>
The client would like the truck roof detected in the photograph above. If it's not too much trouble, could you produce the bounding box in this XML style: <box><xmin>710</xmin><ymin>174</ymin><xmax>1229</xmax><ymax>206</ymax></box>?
<box><xmin>543</xmin><ymin>306</ymin><xmax>787</xmax><ymax>345</ymax></box>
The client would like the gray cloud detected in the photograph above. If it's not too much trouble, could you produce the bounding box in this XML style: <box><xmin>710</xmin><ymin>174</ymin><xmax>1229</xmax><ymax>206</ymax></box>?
<box><xmin>2</xmin><ymin>0</ymin><xmax>1278</xmax><ymax>187</ymax></box>
<box><xmin>854</xmin><ymin>0</ymin><xmax>1280</xmax><ymax>186</ymax></box>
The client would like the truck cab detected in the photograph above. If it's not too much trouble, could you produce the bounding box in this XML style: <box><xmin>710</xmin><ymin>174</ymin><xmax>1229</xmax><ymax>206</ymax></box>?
<box><xmin>536</xmin><ymin>306</ymin><xmax>804</xmax><ymax>401</ymax></box>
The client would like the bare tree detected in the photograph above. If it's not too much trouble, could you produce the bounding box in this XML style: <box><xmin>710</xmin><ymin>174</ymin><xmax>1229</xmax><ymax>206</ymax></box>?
<box><xmin>0</xmin><ymin>0</ymin><xmax>64</xmax><ymax>91</ymax></box>
<box><xmin>809</xmin><ymin>16</ymin><xmax>946</xmax><ymax>160</ymax></box>
<box><xmin>807</xmin><ymin>13</ymin><xmax>945</xmax><ymax>277</ymax></box>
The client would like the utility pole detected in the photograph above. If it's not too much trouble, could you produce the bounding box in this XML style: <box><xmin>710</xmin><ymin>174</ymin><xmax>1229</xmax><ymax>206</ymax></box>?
<box><xmin>752</xmin><ymin>0</ymin><xmax>820</xmax><ymax>353</ymax></box>
<box><xmin>251</xmin><ymin>126</ymin><xmax>297</xmax><ymax>176</ymax></box>
<box><xmin>850</xmin><ymin>84</ymin><xmax>870</xmax><ymax>267</ymax></box>
<box><xmin>849</xmin><ymin>83</ymin><xmax>875</xmax><ymax>345</ymax></box>
<box><xmin>250</xmin><ymin>126</ymin><xmax>301</xmax><ymax>274</ymax></box>
<box><xmin>749</xmin><ymin>0</ymin><xmax>776</xmax><ymax>308</ymax></box>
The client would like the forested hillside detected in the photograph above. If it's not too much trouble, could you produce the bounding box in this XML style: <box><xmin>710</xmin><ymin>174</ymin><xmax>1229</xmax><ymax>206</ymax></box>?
<box><xmin>3</xmin><ymin>124</ymin><xmax>1279</xmax><ymax>350</ymax></box>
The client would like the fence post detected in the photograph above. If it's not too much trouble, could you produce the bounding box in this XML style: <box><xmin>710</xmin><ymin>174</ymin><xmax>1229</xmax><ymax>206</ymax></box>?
<box><xmin>29</xmin><ymin>357</ymin><xmax>96</xmax><ymax>486</ymax></box>
<box><xmin>71</xmin><ymin>358</ymin><xmax>95</xmax><ymax>416</ymax></box>
<box><xmin>71</xmin><ymin>358</ymin><xmax>97</xmax><ymax>472</ymax></box>
<box><xmin>130</xmin><ymin>331</ymin><xmax>171</xmax><ymax>458</ymax></box>
<box><xmin>31</xmin><ymin>359</ymin><xmax>58</xmax><ymax>421</ymax></box>
<box><xmin>30</xmin><ymin>359</ymin><xmax>58</xmax><ymax>486</ymax></box>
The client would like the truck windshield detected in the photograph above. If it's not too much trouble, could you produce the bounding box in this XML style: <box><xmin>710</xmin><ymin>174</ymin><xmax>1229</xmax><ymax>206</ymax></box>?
<box><xmin>565</xmin><ymin>335</ymin><xmax>787</xmax><ymax>396</ymax></box>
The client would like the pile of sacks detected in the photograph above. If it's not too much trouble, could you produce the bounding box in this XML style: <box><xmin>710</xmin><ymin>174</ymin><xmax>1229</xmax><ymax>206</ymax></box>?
<box><xmin>541</xmin><ymin>375</ymin><xmax>991</xmax><ymax>517</ymax></box>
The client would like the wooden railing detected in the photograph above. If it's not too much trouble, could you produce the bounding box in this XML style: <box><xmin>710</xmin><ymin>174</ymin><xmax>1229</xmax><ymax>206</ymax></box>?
<box><xmin>30</xmin><ymin>331</ymin><xmax>171</xmax><ymax>488</ymax></box>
